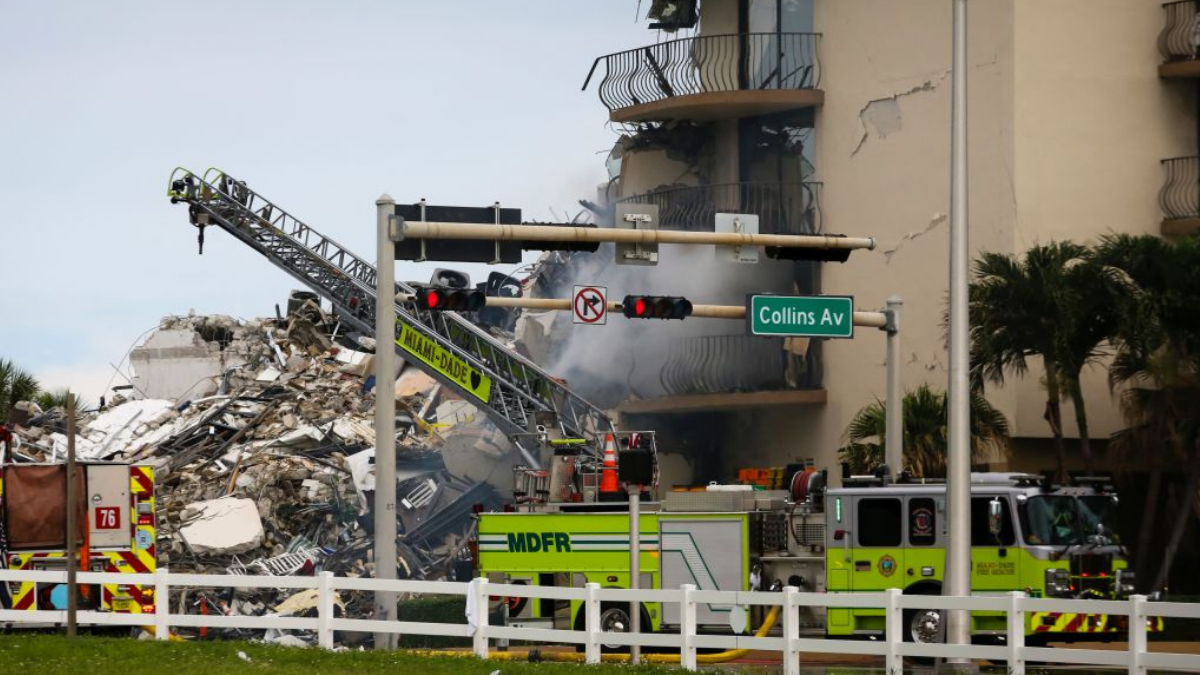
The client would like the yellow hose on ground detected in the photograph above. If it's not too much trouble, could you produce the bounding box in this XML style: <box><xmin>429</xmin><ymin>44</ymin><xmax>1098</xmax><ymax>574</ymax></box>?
<box><xmin>140</xmin><ymin>625</ymin><xmax>188</xmax><ymax>642</ymax></box>
<box><xmin>412</xmin><ymin>605</ymin><xmax>782</xmax><ymax>665</ymax></box>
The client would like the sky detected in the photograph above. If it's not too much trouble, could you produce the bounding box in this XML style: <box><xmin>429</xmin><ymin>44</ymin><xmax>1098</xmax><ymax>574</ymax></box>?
<box><xmin>0</xmin><ymin>0</ymin><xmax>656</xmax><ymax>405</ymax></box>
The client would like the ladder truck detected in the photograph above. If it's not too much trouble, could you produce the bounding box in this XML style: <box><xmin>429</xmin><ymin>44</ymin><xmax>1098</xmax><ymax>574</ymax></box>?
<box><xmin>166</xmin><ymin>168</ymin><xmax>624</xmax><ymax>466</ymax></box>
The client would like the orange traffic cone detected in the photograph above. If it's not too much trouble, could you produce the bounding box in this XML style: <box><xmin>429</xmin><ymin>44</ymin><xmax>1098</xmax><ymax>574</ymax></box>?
<box><xmin>599</xmin><ymin>433</ymin><xmax>620</xmax><ymax>494</ymax></box>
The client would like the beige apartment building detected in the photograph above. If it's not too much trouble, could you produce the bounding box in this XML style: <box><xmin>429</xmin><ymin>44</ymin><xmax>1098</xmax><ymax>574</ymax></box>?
<box><xmin>543</xmin><ymin>0</ymin><xmax>1197</xmax><ymax>485</ymax></box>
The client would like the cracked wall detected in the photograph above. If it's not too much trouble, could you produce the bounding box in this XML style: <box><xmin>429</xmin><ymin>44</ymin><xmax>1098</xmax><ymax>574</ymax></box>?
<box><xmin>733</xmin><ymin>0</ymin><xmax>1196</xmax><ymax>477</ymax></box>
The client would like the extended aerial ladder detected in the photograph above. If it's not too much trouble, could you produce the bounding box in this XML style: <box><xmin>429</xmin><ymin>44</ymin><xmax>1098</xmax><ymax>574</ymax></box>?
<box><xmin>166</xmin><ymin>168</ymin><xmax>615</xmax><ymax>459</ymax></box>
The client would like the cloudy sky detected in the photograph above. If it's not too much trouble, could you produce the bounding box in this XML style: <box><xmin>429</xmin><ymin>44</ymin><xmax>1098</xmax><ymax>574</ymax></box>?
<box><xmin>0</xmin><ymin>1</ymin><xmax>654</xmax><ymax>405</ymax></box>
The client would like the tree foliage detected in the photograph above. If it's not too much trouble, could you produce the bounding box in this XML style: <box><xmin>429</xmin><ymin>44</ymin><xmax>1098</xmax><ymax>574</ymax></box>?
<box><xmin>0</xmin><ymin>359</ymin><xmax>40</xmax><ymax>420</ymax></box>
<box><xmin>967</xmin><ymin>242</ymin><xmax>1116</xmax><ymax>479</ymax></box>
<box><xmin>839</xmin><ymin>384</ymin><xmax>1010</xmax><ymax>477</ymax></box>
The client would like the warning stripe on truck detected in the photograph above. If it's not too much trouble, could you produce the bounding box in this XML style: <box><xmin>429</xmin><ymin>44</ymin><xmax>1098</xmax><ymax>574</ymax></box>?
<box><xmin>1031</xmin><ymin>611</ymin><xmax>1163</xmax><ymax>633</ymax></box>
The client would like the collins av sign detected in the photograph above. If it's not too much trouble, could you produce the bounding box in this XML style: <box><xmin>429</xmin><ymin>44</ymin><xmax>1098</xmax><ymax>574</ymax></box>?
<box><xmin>747</xmin><ymin>295</ymin><xmax>854</xmax><ymax>338</ymax></box>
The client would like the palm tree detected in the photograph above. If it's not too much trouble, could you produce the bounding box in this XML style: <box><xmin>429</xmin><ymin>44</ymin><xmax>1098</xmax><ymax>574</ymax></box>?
<box><xmin>34</xmin><ymin>388</ymin><xmax>89</xmax><ymax>413</ymax></box>
<box><xmin>0</xmin><ymin>358</ymin><xmax>40</xmax><ymax>421</ymax></box>
<box><xmin>968</xmin><ymin>242</ymin><xmax>1116</xmax><ymax>480</ymax></box>
<box><xmin>1096</xmin><ymin>233</ymin><xmax>1200</xmax><ymax>592</ymax></box>
<box><xmin>839</xmin><ymin>384</ymin><xmax>1010</xmax><ymax>477</ymax></box>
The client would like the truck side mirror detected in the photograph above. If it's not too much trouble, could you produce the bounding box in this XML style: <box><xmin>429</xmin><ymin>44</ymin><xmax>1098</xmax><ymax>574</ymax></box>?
<box><xmin>988</xmin><ymin>498</ymin><xmax>1004</xmax><ymax>538</ymax></box>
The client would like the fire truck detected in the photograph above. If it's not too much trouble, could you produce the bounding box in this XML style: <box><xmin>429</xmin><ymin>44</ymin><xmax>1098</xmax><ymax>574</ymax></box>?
<box><xmin>0</xmin><ymin>461</ymin><xmax>157</xmax><ymax>616</ymax></box>
<box><xmin>475</xmin><ymin>442</ymin><xmax>1159</xmax><ymax>647</ymax></box>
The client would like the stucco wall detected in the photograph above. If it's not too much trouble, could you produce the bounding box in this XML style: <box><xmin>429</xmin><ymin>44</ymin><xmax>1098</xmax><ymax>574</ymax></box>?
<box><xmin>730</xmin><ymin>0</ymin><xmax>1196</xmax><ymax>476</ymax></box>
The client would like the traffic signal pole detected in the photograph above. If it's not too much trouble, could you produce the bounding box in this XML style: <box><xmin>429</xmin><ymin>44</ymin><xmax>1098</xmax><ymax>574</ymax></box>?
<box><xmin>393</xmin><ymin>220</ymin><xmax>875</xmax><ymax>254</ymax></box>
<box><xmin>395</xmin><ymin>292</ymin><xmax>889</xmax><ymax>326</ymax></box>
<box><xmin>374</xmin><ymin>194</ymin><xmax>399</xmax><ymax>649</ymax></box>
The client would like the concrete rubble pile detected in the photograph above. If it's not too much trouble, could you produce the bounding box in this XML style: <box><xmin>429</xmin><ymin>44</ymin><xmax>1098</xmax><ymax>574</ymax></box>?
<box><xmin>3</xmin><ymin>301</ymin><xmax>510</xmax><ymax>641</ymax></box>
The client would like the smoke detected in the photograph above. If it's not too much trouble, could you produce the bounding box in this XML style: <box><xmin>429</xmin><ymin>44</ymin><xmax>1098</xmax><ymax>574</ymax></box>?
<box><xmin>539</xmin><ymin>242</ymin><xmax>796</xmax><ymax>408</ymax></box>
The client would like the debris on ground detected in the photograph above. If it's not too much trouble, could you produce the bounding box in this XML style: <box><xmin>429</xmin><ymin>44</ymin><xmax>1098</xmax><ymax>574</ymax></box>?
<box><xmin>1</xmin><ymin>298</ymin><xmax>509</xmax><ymax>645</ymax></box>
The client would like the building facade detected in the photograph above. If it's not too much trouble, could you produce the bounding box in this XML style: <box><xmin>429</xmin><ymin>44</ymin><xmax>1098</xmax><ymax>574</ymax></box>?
<box><xmin>549</xmin><ymin>0</ymin><xmax>1195</xmax><ymax>485</ymax></box>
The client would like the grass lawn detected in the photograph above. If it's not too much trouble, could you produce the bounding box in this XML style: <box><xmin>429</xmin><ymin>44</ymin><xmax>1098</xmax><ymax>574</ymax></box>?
<box><xmin>0</xmin><ymin>634</ymin><xmax>680</xmax><ymax>675</ymax></box>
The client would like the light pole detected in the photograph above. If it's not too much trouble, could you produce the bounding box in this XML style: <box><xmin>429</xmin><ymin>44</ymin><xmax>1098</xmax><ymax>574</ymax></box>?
<box><xmin>374</xmin><ymin>194</ymin><xmax>399</xmax><ymax>649</ymax></box>
<box><xmin>944</xmin><ymin>0</ymin><xmax>974</xmax><ymax>671</ymax></box>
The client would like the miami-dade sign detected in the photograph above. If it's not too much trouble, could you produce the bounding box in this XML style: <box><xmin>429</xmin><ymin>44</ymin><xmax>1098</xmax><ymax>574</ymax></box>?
<box><xmin>747</xmin><ymin>295</ymin><xmax>854</xmax><ymax>338</ymax></box>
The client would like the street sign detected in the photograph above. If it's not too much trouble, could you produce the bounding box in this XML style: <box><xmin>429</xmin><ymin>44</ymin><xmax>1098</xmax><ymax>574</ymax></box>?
<box><xmin>573</xmin><ymin>285</ymin><xmax>607</xmax><ymax>325</ymax></box>
<box><xmin>715</xmin><ymin>213</ymin><xmax>759</xmax><ymax>263</ymax></box>
<box><xmin>748</xmin><ymin>295</ymin><xmax>854</xmax><ymax>338</ymax></box>
<box><xmin>393</xmin><ymin>203</ymin><xmax>522</xmax><ymax>263</ymax></box>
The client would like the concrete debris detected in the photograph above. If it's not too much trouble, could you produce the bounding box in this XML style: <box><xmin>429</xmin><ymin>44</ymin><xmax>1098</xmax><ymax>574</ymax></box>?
<box><xmin>3</xmin><ymin>298</ymin><xmax>508</xmax><ymax>645</ymax></box>
<box><xmin>179</xmin><ymin>497</ymin><xmax>265</xmax><ymax>555</ymax></box>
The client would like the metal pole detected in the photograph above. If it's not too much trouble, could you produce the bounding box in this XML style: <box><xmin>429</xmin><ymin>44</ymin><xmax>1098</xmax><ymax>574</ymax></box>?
<box><xmin>628</xmin><ymin>485</ymin><xmax>641</xmax><ymax>665</ymax></box>
<box><xmin>885</xmin><ymin>296</ymin><xmax>903</xmax><ymax>476</ymax></box>
<box><xmin>396</xmin><ymin>220</ymin><xmax>876</xmax><ymax>252</ymax></box>
<box><xmin>66</xmin><ymin>392</ymin><xmax>77</xmax><ymax>638</ymax></box>
<box><xmin>374</xmin><ymin>194</ymin><xmax>399</xmax><ymax>649</ymax></box>
<box><xmin>396</xmin><ymin>292</ymin><xmax>891</xmax><ymax>326</ymax></box>
<box><xmin>944</xmin><ymin>0</ymin><xmax>974</xmax><ymax>671</ymax></box>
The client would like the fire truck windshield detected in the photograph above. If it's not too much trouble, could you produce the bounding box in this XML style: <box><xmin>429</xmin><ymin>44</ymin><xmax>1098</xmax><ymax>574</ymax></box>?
<box><xmin>1018</xmin><ymin>495</ymin><xmax>1120</xmax><ymax>546</ymax></box>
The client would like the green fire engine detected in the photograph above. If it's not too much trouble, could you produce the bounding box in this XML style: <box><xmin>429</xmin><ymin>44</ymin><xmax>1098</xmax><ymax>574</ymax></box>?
<box><xmin>475</xmin><ymin>455</ymin><xmax>1160</xmax><ymax>646</ymax></box>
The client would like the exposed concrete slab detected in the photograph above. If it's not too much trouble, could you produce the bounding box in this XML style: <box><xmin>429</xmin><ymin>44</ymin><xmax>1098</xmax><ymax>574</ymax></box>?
<box><xmin>178</xmin><ymin>497</ymin><xmax>265</xmax><ymax>556</ymax></box>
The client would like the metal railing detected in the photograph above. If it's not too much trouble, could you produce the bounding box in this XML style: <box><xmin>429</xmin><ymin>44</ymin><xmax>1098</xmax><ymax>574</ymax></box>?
<box><xmin>583</xmin><ymin>32</ymin><xmax>821</xmax><ymax>113</ymax></box>
<box><xmin>1160</xmin><ymin>156</ymin><xmax>1200</xmax><ymax>219</ymax></box>
<box><xmin>2</xmin><ymin>567</ymin><xmax>1198</xmax><ymax>674</ymax></box>
<box><xmin>616</xmin><ymin>181</ymin><xmax>821</xmax><ymax>235</ymax></box>
<box><xmin>658</xmin><ymin>334</ymin><xmax>820</xmax><ymax>396</ymax></box>
<box><xmin>1159</xmin><ymin>1</ymin><xmax>1200</xmax><ymax>62</ymax></box>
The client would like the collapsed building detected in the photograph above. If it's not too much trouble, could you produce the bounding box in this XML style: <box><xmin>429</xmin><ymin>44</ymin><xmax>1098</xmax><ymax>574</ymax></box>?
<box><xmin>1</xmin><ymin>300</ymin><xmax>514</xmax><ymax>637</ymax></box>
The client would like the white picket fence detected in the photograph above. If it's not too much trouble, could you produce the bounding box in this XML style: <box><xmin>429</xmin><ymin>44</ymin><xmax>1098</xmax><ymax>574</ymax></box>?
<box><xmin>2</xmin><ymin>568</ymin><xmax>1199</xmax><ymax>674</ymax></box>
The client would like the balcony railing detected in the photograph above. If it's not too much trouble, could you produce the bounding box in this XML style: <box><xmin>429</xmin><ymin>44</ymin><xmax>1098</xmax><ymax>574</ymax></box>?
<box><xmin>1160</xmin><ymin>156</ymin><xmax>1200</xmax><ymax>219</ymax></box>
<box><xmin>616</xmin><ymin>181</ymin><xmax>821</xmax><ymax>235</ymax></box>
<box><xmin>1159</xmin><ymin>1</ymin><xmax>1200</xmax><ymax>62</ymax></box>
<box><xmin>583</xmin><ymin>32</ymin><xmax>821</xmax><ymax>115</ymax></box>
<box><xmin>655</xmin><ymin>334</ymin><xmax>821</xmax><ymax>397</ymax></box>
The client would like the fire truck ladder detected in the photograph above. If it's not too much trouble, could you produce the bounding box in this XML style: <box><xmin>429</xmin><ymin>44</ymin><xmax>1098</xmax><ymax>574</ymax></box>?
<box><xmin>167</xmin><ymin>168</ymin><xmax>614</xmax><ymax>457</ymax></box>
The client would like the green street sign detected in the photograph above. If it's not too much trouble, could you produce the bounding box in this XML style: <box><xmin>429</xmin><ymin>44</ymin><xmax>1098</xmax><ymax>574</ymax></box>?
<box><xmin>747</xmin><ymin>295</ymin><xmax>854</xmax><ymax>338</ymax></box>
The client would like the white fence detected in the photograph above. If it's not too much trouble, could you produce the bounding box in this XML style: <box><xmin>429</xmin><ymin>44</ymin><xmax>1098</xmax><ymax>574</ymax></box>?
<box><xmin>2</xmin><ymin>568</ymin><xmax>1199</xmax><ymax>674</ymax></box>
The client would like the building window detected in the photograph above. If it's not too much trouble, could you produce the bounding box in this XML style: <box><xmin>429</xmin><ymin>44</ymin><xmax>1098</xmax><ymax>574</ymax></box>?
<box><xmin>970</xmin><ymin>497</ymin><xmax>1016</xmax><ymax>547</ymax></box>
<box><xmin>857</xmin><ymin>498</ymin><xmax>902</xmax><ymax>547</ymax></box>
<box><xmin>908</xmin><ymin>497</ymin><xmax>937</xmax><ymax>546</ymax></box>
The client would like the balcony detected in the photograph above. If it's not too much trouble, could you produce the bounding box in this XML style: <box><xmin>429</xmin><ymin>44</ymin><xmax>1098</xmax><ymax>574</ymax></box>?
<box><xmin>1160</xmin><ymin>157</ymin><xmax>1200</xmax><ymax>235</ymax></box>
<box><xmin>583</xmin><ymin>32</ymin><xmax>823</xmax><ymax>124</ymax></box>
<box><xmin>1158</xmin><ymin>2</ymin><xmax>1200</xmax><ymax>77</ymax></box>
<box><xmin>615</xmin><ymin>181</ymin><xmax>822</xmax><ymax>235</ymax></box>
<box><xmin>618</xmin><ymin>335</ymin><xmax>825</xmax><ymax>415</ymax></box>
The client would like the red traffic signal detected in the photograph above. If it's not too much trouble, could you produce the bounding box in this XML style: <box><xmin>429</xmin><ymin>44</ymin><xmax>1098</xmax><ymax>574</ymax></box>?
<box><xmin>415</xmin><ymin>287</ymin><xmax>486</xmax><ymax>312</ymax></box>
<box><xmin>621</xmin><ymin>295</ymin><xmax>692</xmax><ymax>320</ymax></box>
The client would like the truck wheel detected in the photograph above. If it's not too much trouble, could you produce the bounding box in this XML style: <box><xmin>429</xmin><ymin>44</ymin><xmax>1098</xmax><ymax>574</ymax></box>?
<box><xmin>574</xmin><ymin>602</ymin><xmax>649</xmax><ymax>653</ymax></box>
<box><xmin>903</xmin><ymin>606</ymin><xmax>944</xmax><ymax>666</ymax></box>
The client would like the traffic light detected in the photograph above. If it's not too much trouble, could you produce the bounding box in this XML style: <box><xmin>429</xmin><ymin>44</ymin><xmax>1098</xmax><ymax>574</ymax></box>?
<box><xmin>414</xmin><ymin>286</ymin><xmax>486</xmax><ymax>312</ymax></box>
<box><xmin>621</xmin><ymin>295</ymin><xmax>692</xmax><ymax>320</ymax></box>
<box><xmin>765</xmin><ymin>234</ymin><xmax>853</xmax><ymax>262</ymax></box>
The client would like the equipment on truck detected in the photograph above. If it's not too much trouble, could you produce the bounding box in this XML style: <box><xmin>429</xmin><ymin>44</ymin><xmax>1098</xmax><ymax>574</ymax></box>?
<box><xmin>476</xmin><ymin>467</ymin><xmax>1159</xmax><ymax>648</ymax></box>
<box><xmin>0</xmin><ymin>461</ymin><xmax>157</xmax><ymax>616</ymax></box>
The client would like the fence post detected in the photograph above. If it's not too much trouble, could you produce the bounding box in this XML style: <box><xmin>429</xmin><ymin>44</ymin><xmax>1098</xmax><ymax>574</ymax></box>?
<box><xmin>472</xmin><ymin>578</ymin><xmax>489</xmax><ymax>659</ymax></box>
<box><xmin>317</xmin><ymin>571</ymin><xmax>335</xmax><ymax>650</ymax></box>
<box><xmin>782</xmin><ymin>586</ymin><xmax>800</xmax><ymax>675</ymax></box>
<box><xmin>680</xmin><ymin>584</ymin><xmax>697</xmax><ymax>671</ymax></box>
<box><xmin>1007</xmin><ymin>591</ymin><xmax>1024</xmax><ymax>675</ymax></box>
<box><xmin>1129</xmin><ymin>594</ymin><xmax>1147</xmax><ymax>675</ymax></box>
<box><xmin>154</xmin><ymin>567</ymin><xmax>169</xmax><ymax>642</ymax></box>
<box><xmin>884</xmin><ymin>588</ymin><xmax>902</xmax><ymax>675</ymax></box>
<box><xmin>584</xmin><ymin>583</ymin><xmax>601</xmax><ymax>665</ymax></box>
